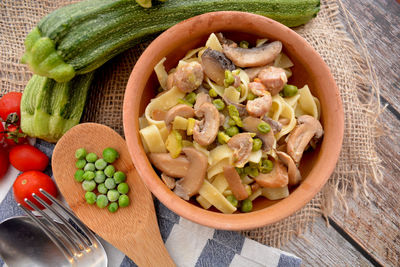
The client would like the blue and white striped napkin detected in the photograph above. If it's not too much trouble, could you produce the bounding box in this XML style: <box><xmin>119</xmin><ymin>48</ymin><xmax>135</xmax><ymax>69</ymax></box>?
<box><xmin>0</xmin><ymin>139</ymin><xmax>301</xmax><ymax>267</ymax></box>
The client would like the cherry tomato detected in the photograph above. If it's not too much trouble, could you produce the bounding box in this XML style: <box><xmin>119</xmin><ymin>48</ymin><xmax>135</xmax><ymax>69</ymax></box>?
<box><xmin>0</xmin><ymin>92</ymin><xmax>22</xmax><ymax>123</ymax></box>
<box><xmin>13</xmin><ymin>171</ymin><xmax>57</xmax><ymax>210</ymax></box>
<box><xmin>0</xmin><ymin>123</ymin><xmax>4</xmax><ymax>143</ymax></box>
<box><xmin>9</xmin><ymin>144</ymin><xmax>49</xmax><ymax>172</ymax></box>
<box><xmin>0</xmin><ymin>148</ymin><xmax>9</xmax><ymax>179</ymax></box>
<box><xmin>4</xmin><ymin>124</ymin><xmax>27</xmax><ymax>147</ymax></box>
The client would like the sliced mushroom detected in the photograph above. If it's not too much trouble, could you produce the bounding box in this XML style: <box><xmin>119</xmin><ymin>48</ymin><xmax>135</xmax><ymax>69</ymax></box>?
<box><xmin>257</xmin><ymin>66</ymin><xmax>287</xmax><ymax>96</ymax></box>
<box><xmin>194</xmin><ymin>92</ymin><xmax>211</xmax><ymax>111</ymax></box>
<box><xmin>164</xmin><ymin>104</ymin><xmax>195</xmax><ymax>126</ymax></box>
<box><xmin>172</xmin><ymin>61</ymin><xmax>204</xmax><ymax>93</ymax></box>
<box><xmin>216</xmin><ymin>32</ymin><xmax>238</xmax><ymax>48</ymax></box>
<box><xmin>254</xmin><ymin>159</ymin><xmax>289</xmax><ymax>188</ymax></box>
<box><xmin>227</xmin><ymin>133</ymin><xmax>253</xmax><ymax>167</ymax></box>
<box><xmin>287</xmin><ymin>115</ymin><xmax>324</xmax><ymax>164</ymax></box>
<box><xmin>248</xmin><ymin>81</ymin><xmax>268</xmax><ymax>97</ymax></box>
<box><xmin>242</xmin><ymin>116</ymin><xmax>275</xmax><ymax>152</ymax></box>
<box><xmin>148</xmin><ymin>153</ymin><xmax>189</xmax><ymax>178</ymax></box>
<box><xmin>174</xmin><ymin>147</ymin><xmax>208</xmax><ymax>200</ymax></box>
<box><xmin>201</xmin><ymin>48</ymin><xmax>235</xmax><ymax>85</ymax></box>
<box><xmin>222</xmin><ymin>96</ymin><xmax>248</xmax><ymax>117</ymax></box>
<box><xmin>193</xmin><ymin>102</ymin><xmax>220</xmax><ymax>146</ymax></box>
<box><xmin>262</xmin><ymin>117</ymin><xmax>282</xmax><ymax>133</ymax></box>
<box><xmin>244</xmin><ymin>65</ymin><xmax>272</xmax><ymax>80</ymax></box>
<box><xmin>246</xmin><ymin>94</ymin><xmax>272</xmax><ymax>117</ymax></box>
<box><xmin>276</xmin><ymin>151</ymin><xmax>302</xmax><ymax>186</ymax></box>
<box><xmin>161</xmin><ymin>173</ymin><xmax>176</xmax><ymax>189</ymax></box>
<box><xmin>222</xmin><ymin>41</ymin><xmax>282</xmax><ymax>68</ymax></box>
<box><xmin>223</xmin><ymin>165</ymin><xmax>249</xmax><ymax>200</ymax></box>
<box><xmin>219</xmin><ymin>113</ymin><xmax>225</xmax><ymax>127</ymax></box>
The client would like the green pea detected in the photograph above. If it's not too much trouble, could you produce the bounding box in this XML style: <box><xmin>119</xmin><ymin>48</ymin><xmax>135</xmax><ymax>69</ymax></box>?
<box><xmin>76</xmin><ymin>159</ymin><xmax>86</xmax><ymax>169</ymax></box>
<box><xmin>96</xmin><ymin>195</ymin><xmax>109</xmax><ymax>208</ymax></box>
<box><xmin>75</xmin><ymin>148</ymin><xmax>87</xmax><ymax>160</ymax></box>
<box><xmin>97</xmin><ymin>183</ymin><xmax>108</xmax><ymax>194</ymax></box>
<box><xmin>85</xmin><ymin>192</ymin><xmax>97</xmax><ymax>204</ymax></box>
<box><xmin>184</xmin><ymin>92</ymin><xmax>197</xmax><ymax>105</ymax></box>
<box><xmin>224</xmin><ymin>70</ymin><xmax>235</xmax><ymax>87</ymax></box>
<box><xmin>108</xmin><ymin>202</ymin><xmax>119</xmax><ymax>213</ymax></box>
<box><xmin>82</xmin><ymin>171</ymin><xmax>95</xmax><ymax>181</ymax></box>
<box><xmin>119</xmin><ymin>194</ymin><xmax>130</xmax><ymax>208</ymax></box>
<box><xmin>217</xmin><ymin>131</ymin><xmax>231</xmax><ymax>144</ymax></box>
<box><xmin>74</xmin><ymin>170</ymin><xmax>85</xmax><ymax>182</ymax></box>
<box><xmin>212</xmin><ymin>99</ymin><xmax>225</xmax><ymax>111</ymax></box>
<box><xmin>117</xmin><ymin>182</ymin><xmax>129</xmax><ymax>194</ymax></box>
<box><xmin>226</xmin><ymin>195</ymin><xmax>238</xmax><ymax>207</ymax></box>
<box><xmin>257</xmin><ymin>122</ymin><xmax>271</xmax><ymax>133</ymax></box>
<box><xmin>177</xmin><ymin>98</ymin><xmax>193</xmax><ymax>107</ymax></box>
<box><xmin>241</xmin><ymin>199</ymin><xmax>253</xmax><ymax>213</ymax></box>
<box><xmin>232</xmin><ymin>116</ymin><xmax>243</xmax><ymax>127</ymax></box>
<box><xmin>208</xmin><ymin>88</ymin><xmax>218</xmax><ymax>98</ymax></box>
<box><xmin>228</xmin><ymin>117</ymin><xmax>236</xmax><ymax>126</ymax></box>
<box><xmin>283</xmin><ymin>84</ymin><xmax>298</xmax><ymax>97</ymax></box>
<box><xmin>103</xmin><ymin>148</ymin><xmax>119</xmax><ymax>163</ymax></box>
<box><xmin>227</xmin><ymin>105</ymin><xmax>239</xmax><ymax>118</ymax></box>
<box><xmin>84</xmin><ymin>163</ymin><xmax>95</xmax><ymax>172</ymax></box>
<box><xmin>247</xmin><ymin>92</ymin><xmax>256</xmax><ymax>100</ymax></box>
<box><xmin>86</xmin><ymin>153</ymin><xmax>98</xmax><ymax>163</ymax></box>
<box><xmin>82</xmin><ymin>180</ymin><xmax>96</xmax><ymax>192</ymax></box>
<box><xmin>95</xmin><ymin>158</ymin><xmax>107</xmax><ymax>170</ymax></box>
<box><xmin>105</xmin><ymin>178</ymin><xmax>116</xmax><ymax>189</ymax></box>
<box><xmin>245</xmin><ymin>185</ymin><xmax>252</xmax><ymax>196</ymax></box>
<box><xmin>259</xmin><ymin>159</ymin><xmax>274</xmax><ymax>174</ymax></box>
<box><xmin>113</xmin><ymin>171</ymin><xmax>126</xmax><ymax>184</ymax></box>
<box><xmin>225</xmin><ymin>126</ymin><xmax>239</xmax><ymax>137</ymax></box>
<box><xmin>244</xmin><ymin>166</ymin><xmax>259</xmax><ymax>177</ymax></box>
<box><xmin>104</xmin><ymin>165</ymin><xmax>115</xmax><ymax>177</ymax></box>
<box><xmin>239</xmin><ymin>40</ymin><xmax>249</xmax><ymax>48</ymax></box>
<box><xmin>94</xmin><ymin>171</ymin><xmax>106</xmax><ymax>184</ymax></box>
<box><xmin>107</xmin><ymin>189</ymin><xmax>120</xmax><ymax>202</ymax></box>
<box><xmin>252</xmin><ymin>138</ymin><xmax>263</xmax><ymax>151</ymax></box>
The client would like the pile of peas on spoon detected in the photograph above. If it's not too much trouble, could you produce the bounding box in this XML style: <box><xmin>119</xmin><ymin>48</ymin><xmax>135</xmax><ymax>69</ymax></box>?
<box><xmin>74</xmin><ymin>147</ymin><xmax>130</xmax><ymax>213</ymax></box>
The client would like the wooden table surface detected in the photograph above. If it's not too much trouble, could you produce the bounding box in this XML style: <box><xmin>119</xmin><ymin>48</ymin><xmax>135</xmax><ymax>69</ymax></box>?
<box><xmin>281</xmin><ymin>1</ymin><xmax>400</xmax><ymax>266</ymax></box>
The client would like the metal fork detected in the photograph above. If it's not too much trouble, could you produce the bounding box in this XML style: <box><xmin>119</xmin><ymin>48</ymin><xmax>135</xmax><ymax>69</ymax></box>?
<box><xmin>18</xmin><ymin>188</ymin><xmax>107</xmax><ymax>267</ymax></box>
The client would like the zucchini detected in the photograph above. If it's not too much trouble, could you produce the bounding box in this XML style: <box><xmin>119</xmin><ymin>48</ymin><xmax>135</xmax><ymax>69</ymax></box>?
<box><xmin>21</xmin><ymin>0</ymin><xmax>320</xmax><ymax>82</ymax></box>
<box><xmin>20</xmin><ymin>72</ymin><xmax>94</xmax><ymax>142</ymax></box>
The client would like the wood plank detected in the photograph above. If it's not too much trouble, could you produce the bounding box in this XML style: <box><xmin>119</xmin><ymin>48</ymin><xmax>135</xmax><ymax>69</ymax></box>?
<box><xmin>281</xmin><ymin>216</ymin><xmax>372</xmax><ymax>266</ymax></box>
<box><xmin>339</xmin><ymin>0</ymin><xmax>400</xmax><ymax>113</ymax></box>
<box><xmin>329</xmin><ymin>107</ymin><xmax>400</xmax><ymax>266</ymax></box>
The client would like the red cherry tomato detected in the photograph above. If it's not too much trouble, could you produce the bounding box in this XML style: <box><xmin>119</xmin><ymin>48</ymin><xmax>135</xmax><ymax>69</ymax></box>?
<box><xmin>13</xmin><ymin>171</ymin><xmax>57</xmax><ymax>210</ymax></box>
<box><xmin>9</xmin><ymin>144</ymin><xmax>49</xmax><ymax>172</ymax></box>
<box><xmin>4</xmin><ymin>124</ymin><xmax>27</xmax><ymax>147</ymax></box>
<box><xmin>0</xmin><ymin>123</ymin><xmax>4</xmax><ymax>143</ymax></box>
<box><xmin>0</xmin><ymin>92</ymin><xmax>23</xmax><ymax>123</ymax></box>
<box><xmin>0</xmin><ymin>148</ymin><xmax>9</xmax><ymax>179</ymax></box>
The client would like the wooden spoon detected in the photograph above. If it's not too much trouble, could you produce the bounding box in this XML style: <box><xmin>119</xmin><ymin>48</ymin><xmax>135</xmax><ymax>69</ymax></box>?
<box><xmin>52</xmin><ymin>123</ymin><xmax>175</xmax><ymax>267</ymax></box>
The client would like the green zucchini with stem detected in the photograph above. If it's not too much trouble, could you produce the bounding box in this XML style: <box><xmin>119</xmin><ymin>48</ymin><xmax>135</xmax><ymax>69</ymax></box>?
<box><xmin>21</xmin><ymin>0</ymin><xmax>320</xmax><ymax>83</ymax></box>
<box><xmin>20</xmin><ymin>72</ymin><xmax>94</xmax><ymax>143</ymax></box>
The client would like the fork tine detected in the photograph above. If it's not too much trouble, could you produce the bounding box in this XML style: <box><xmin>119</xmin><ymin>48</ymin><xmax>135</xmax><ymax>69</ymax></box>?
<box><xmin>18</xmin><ymin>202</ymin><xmax>74</xmax><ymax>261</ymax></box>
<box><xmin>32</xmin><ymin>193</ymin><xmax>88</xmax><ymax>251</ymax></box>
<box><xmin>39</xmin><ymin>188</ymin><xmax>98</xmax><ymax>245</ymax></box>
<box><xmin>24</xmin><ymin>197</ymin><xmax>82</xmax><ymax>257</ymax></box>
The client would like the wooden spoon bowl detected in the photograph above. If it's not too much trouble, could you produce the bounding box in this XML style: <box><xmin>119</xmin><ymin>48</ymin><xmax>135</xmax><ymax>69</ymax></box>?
<box><xmin>52</xmin><ymin>123</ymin><xmax>174</xmax><ymax>267</ymax></box>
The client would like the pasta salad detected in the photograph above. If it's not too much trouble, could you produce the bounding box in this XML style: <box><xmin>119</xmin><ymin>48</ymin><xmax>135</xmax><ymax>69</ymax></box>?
<box><xmin>139</xmin><ymin>33</ymin><xmax>323</xmax><ymax>214</ymax></box>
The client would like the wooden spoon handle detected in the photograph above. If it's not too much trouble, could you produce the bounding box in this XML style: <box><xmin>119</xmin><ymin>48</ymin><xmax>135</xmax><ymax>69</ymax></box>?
<box><xmin>121</xmin><ymin>210</ymin><xmax>175</xmax><ymax>267</ymax></box>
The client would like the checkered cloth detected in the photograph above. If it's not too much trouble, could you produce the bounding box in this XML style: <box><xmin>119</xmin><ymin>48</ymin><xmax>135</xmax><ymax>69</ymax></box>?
<box><xmin>0</xmin><ymin>139</ymin><xmax>301</xmax><ymax>267</ymax></box>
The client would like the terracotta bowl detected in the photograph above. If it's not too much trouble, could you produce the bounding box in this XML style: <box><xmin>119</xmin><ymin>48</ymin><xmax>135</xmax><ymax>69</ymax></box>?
<box><xmin>123</xmin><ymin>11</ymin><xmax>343</xmax><ymax>230</ymax></box>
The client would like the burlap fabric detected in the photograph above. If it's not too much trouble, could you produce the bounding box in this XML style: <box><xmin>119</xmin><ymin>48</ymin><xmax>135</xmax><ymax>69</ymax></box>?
<box><xmin>0</xmin><ymin>0</ymin><xmax>381</xmax><ymax>247</ymax></box>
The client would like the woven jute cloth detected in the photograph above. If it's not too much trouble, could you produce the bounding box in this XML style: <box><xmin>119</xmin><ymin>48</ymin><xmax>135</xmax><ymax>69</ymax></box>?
<box><xmin>0</xmin><ymin>0</ymin><xmax>381</xmax><ymax>247</ymax></box>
